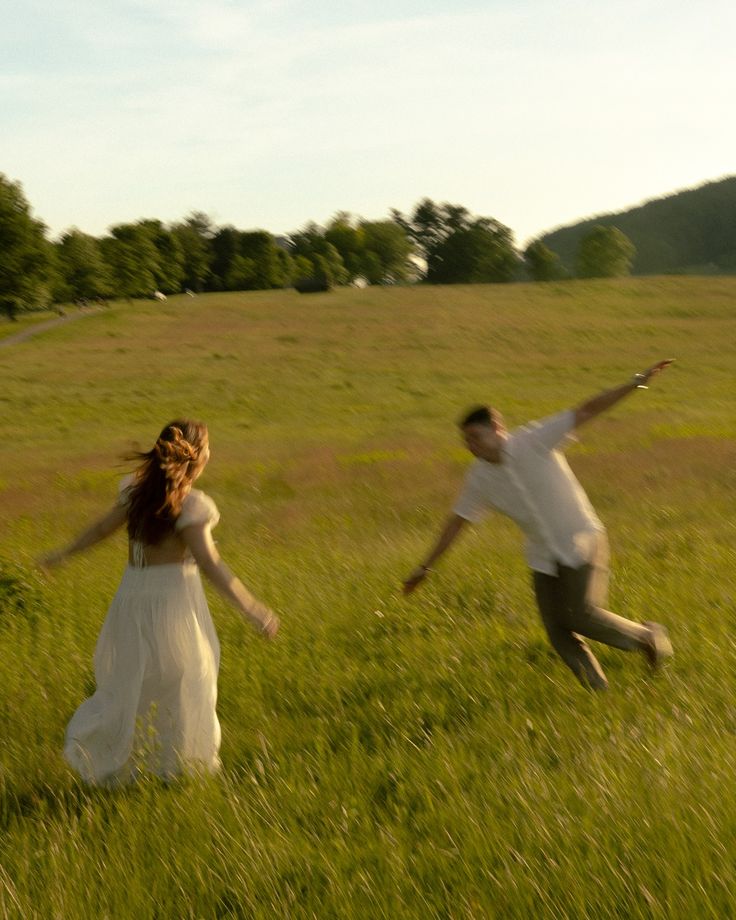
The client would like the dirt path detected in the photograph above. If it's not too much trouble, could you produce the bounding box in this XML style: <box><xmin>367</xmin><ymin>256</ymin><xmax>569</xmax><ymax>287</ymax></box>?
<box><xmin>0</xmin><ymin>309</ymin><xmax>102</xmax><ymax>348</ymax></box>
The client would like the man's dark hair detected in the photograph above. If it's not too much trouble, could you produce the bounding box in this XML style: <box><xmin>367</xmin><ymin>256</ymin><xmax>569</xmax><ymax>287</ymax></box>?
<box><xmin>459</xmin><ymin>405</ymin><xmax>493</xmax><ymax>428</ymax></box>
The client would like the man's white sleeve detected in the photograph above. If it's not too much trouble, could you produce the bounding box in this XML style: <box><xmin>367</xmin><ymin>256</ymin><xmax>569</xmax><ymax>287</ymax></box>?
<box><xmin>452</xmin><ymin>465</ymin><xmax>491</xmax><ymax>523</ymax></box>
<box><xmin>523</xmin><ymin>409</ymin><xmax>577</xmax><ymax>452</ymax></box>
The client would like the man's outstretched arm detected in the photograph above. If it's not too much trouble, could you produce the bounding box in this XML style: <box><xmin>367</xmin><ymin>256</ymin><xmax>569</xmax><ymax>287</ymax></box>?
<box><xmin>574</xmin><ymin>359</ymin><xmax>674</xmax><ymax>428</ymax></box>
<box><xmin>402</xmin><ymin>513</ymin><xmax>469</xmax><ymax>595</ymax></box>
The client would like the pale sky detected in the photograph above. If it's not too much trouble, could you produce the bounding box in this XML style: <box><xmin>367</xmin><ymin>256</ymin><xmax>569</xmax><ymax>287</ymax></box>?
<box><xmin>2</xmin><ymin>0</ymin><xmax>734</xmax><ymax>246</ymax></box>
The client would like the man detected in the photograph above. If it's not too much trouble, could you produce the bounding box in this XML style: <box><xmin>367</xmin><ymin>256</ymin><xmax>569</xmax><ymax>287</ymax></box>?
<box><xmin>403</xmin><ymin>360</ymin><xmax>674</xmax><ymax>691</ymax></box>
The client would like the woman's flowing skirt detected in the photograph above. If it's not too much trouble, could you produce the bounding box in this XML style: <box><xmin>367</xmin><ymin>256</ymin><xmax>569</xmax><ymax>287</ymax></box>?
<box><xmin>65</xmin><ymin>563</ymin><xmax>221</xmax><ymax>785</ymax></box>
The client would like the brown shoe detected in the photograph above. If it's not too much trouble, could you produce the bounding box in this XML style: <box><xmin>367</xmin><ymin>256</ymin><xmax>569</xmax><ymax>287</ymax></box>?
<box><xmin>642</xmin><ymin>621</ymin><xmax>673</xmax><ymax>670</ymax></box>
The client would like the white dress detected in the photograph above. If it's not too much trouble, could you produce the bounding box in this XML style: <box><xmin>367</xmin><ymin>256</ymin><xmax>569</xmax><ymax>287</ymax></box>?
<box><xmin>64</xmin><ymin>482</ymin><xmax>222</xmax><ymax>785</ymax></box>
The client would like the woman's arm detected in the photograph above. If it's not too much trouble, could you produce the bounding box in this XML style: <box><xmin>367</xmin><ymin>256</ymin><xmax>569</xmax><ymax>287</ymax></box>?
<box><xmin>39</xmin><ymin>504</ymin><xmax>128</xmax><ymax>569</ymax></box>
<box><xmin>180</xmin><ymin>523</ymin><xmax>279</xmax><ymax>638</ymax></box>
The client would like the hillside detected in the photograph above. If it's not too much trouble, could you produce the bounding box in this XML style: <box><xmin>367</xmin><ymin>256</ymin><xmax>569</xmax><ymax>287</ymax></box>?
<box><xmin>540</xmin><ymin>175</ymin><xmax>736</xmax><ymax>276</ymax></box>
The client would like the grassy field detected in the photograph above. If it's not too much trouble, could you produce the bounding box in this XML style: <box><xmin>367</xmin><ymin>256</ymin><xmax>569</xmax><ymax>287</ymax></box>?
<box><xmin>0</xmin><ymin>278</ymin><xmax>735</xmax><ymax>919</ymax></box>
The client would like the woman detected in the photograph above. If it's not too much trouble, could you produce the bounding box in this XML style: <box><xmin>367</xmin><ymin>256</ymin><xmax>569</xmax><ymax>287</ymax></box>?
<box><xmin>40</xmin><ymin>419</ymin><xmax>278</xmax><ymax>786</ymax></box>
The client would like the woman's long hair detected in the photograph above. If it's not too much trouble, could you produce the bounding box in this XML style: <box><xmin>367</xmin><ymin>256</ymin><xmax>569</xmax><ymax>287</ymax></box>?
<box><xmin>125</xmin><ymin>419</ymin><xmax>208</xmax><ymax>545</ymax></box>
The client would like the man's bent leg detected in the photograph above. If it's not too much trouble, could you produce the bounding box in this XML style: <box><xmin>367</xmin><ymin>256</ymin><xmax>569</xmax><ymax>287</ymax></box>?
<box><xmin>557</xmin><ymin>540</ymin><xmax>649</xmax><ymax>652</ymax></box>
<box><xmin>532</xmin><ymin>570</ymin><xmax>609</xmax><ymax>690</ymax></box>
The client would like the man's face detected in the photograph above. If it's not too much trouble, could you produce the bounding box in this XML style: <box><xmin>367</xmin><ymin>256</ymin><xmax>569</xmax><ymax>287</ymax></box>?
<box><xmin>461</xmin><ymin>418</ymin><xmax>506</xmax><ymax>463</ymax></box>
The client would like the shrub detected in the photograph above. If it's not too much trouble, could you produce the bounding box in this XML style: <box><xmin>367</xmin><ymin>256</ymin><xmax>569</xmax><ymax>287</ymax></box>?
<box><xmin>0</xmin><ymin>559</ymin><xmax>45</xmax><ymax>625</ymax></box>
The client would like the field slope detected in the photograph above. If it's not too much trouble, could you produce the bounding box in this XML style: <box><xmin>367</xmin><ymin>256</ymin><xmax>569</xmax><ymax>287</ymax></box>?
<box><xmin>1</xmin><ymin>278</ymin><xmax>735</xmax><ymax>919</ymax></box>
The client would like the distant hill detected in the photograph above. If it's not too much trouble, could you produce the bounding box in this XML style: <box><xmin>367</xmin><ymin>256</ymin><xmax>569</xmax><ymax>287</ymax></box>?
<box><xmin>539</xmin><ymin>176</ymin><xmax>736</xmax><ymax>276</ymax></box>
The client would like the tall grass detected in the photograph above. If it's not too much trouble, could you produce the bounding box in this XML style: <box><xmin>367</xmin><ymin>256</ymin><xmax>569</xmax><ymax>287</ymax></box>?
<box><xmin>1</xmin><ymin>278</ymin><xmax>735</xmax><ymax>918</ymax></box>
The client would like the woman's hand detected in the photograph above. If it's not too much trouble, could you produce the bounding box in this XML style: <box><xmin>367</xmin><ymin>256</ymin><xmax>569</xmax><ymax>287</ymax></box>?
<box><xmin>257</xmin><ymin>609</ymin><xmax>280</xmax><ymax>639</ymax></box>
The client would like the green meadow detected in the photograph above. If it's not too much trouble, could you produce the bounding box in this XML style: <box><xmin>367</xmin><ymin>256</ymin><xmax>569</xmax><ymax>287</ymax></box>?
<box><xmin>1</xmin><ymin>278</ymin><xmax>735</xmax><ymax>919</ymax></box>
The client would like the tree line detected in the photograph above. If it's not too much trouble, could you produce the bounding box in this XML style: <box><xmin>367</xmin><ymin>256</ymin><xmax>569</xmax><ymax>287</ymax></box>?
<box><xmin>1</xmin><ymin>172</ymin><xmax>640</xmax><ymax>319</ymax></box>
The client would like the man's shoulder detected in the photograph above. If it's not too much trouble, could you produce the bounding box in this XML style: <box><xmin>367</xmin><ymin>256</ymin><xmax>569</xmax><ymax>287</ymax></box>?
<box><xmin>512</xmin><ymin>410</ymin><xmax>576</xmax><ymax>453</ymax></box>
<box><xmin>505</xmin><ymin>426</ymin><xmax>531</xmax><ymax>453</ymax></box>
<box><xmin>514</xmin><ymin>409</ymin><xmax>569</xmax><ymax>433</ymax></box>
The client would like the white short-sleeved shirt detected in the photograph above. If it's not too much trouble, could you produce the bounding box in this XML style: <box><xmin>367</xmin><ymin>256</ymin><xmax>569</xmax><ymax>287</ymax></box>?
<box><xmin>453</xmin><ymin>410</ymin><xmax>603</xmax><ymax>574</ymax></box>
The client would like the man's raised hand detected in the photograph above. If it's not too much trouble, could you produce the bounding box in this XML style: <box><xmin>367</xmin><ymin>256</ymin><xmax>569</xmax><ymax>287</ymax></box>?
<box><xmin>642</xmin><ymin>358</ymin><xmax>675</xmax><ymax>382</ymax></box>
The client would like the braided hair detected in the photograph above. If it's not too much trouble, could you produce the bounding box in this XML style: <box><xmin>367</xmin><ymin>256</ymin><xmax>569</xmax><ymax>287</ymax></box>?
<box><xmin>125</xmin><ymin>419</ymin><xmax>209</xmax><ymax>545</ymax></box>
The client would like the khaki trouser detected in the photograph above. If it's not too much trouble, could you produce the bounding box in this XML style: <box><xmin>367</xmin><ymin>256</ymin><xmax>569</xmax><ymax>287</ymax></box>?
<box><xmin>531</xmin><ymin>533</ymin><xmax>649</xmax><ymax>690</ymax></box>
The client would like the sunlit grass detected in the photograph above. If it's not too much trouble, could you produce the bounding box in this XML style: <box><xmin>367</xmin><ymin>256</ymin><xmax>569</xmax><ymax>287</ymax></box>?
<box><xmin>1</xmin><ymin>278</ymin><xmax>735</xmax><ymax>918</ymax></box>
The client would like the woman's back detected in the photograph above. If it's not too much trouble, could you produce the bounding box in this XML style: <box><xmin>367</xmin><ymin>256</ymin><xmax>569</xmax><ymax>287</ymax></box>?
<box><xmin>120</xmin><ymin>477</ymin><xmax>220</xmax><ymax>568</ymax></box>
<box><xmin>128</xmin><ymin>531</ymin><xmax>191</xmax><ymax>567</ymax></box>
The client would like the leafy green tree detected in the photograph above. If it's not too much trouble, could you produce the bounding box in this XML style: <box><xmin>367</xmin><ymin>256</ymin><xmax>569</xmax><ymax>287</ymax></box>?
<box><xmin>392</xmin><ymin>199</ymin><xmax>516</xmax><ymax>283</ymax></box>
<box><xmin>224</xmin><ymin>255</ymin><xmax>259</xmax><ymax>290</ymax></box>
<box><xmin>55</xmin><ymin>229</ymin><xmax>114</xmax><ymax>301</ymax></box>
<box><xmin>171</xmin><ymin>213</ymin><xmax>213</xmax><ymax>292</ymax></box>
<box><xmin>275</xmin><ymin>246</ymin><xmax>296</xmax><ymax>287</ymax></box>
<box><xmin>291</xmin><ymin>255</ymin><xmax>316</xmax><ymax>283</ymax></box>
<box><xmin>47</xmin><ymin>245</ymin><xmax>70</xmax><ymax>304</ymax></box>
<box><xmin>184</xmin><ymin>211</ymin><xmax>216</xmax><ymax>240</ymax></box>
<box><xmin>524</xmin><ymin>240</ymin><xmax>564</xmax><ymax>282</ymax></box>
<box><xmin>289</xmin><ymin>224</ymin><xmax>348</xmax><ymax>288</ymax></box>
<box><xmin>137</xmin><ymin>220</ymin><xmax>185</xmax><ymax>294</ymax></box>
<box><xmin>0</xmin><ymin>174</ymin><xmax>52</xmax><ymax>319</ymax></box>
<box><xmin>237</xmin><ymin>231</ymin><xmax>291</xmax><ymax>289</ymax></box>
<box><xmin>210</xmin><ymin>227</ymin><xmax>240</xmax><ymax>291</ymax></box>
<box><xmin>325</xmin><ymin>214</ymin><xmax>366</xmax><ymax>281</ymax></box>
<box><xmin>101</xmin><ymin>224</ymin><xmax>160</xmax><ymax>298</ymax></box>
<box><xmin>323</xmin><ymin>214</ymin><xmax>414</xmax><ymax>284</ymax></box>
<box><xmin>359</xmin><ymin>220</ymin><xmax>414</xmax><ymax>283</ymax></box>
<box><xmin>105</xmin><ymin>218</ymin><xmax>193</xmax><ymax>297</ymax></box>
<box><xmin>211</xmin><ymin>228</ymin><xmax>291</xmax><ymax>291</ymax></box>
<box><xmin>427</xmin><ymin>219</ymin><xmax>518</xmax><ymax>284</ymax></box>
<box><xmin>576</xmin><ymin>225</ymin><xmax>636</xmax><ymax>278</ymax></box>
<box><xmin>391</xmin><ymin>199</ymin><xmax>449</xmax><ymax>268</ymax></box>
